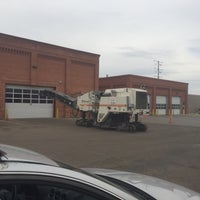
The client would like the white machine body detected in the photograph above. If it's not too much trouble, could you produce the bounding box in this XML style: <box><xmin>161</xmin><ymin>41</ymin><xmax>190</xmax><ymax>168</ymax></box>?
<box><xmin>77</xmin><ymin>88</ymin><xmax>148</xmax><ymax>123</ymax></box>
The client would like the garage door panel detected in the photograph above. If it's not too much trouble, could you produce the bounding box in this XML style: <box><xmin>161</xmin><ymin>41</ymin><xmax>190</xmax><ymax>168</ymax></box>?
<box><xmin>6</xmin><ymin>103</ymin><xmax>53</xmax><ymax>119</ymax></box>
<box><xmin>172</xmin><ymin>96</ymin><xmax>181</xmax><ymax>115</ymax></box>
<box><xmin>5</xmin><ymin>85</ymin><xmax>54</xmax><ymax>119</ymax></box>
<box><xmin>156</xmin><ymin>96</ymin><xmax>167</xmax><ymax>115</ymax></box>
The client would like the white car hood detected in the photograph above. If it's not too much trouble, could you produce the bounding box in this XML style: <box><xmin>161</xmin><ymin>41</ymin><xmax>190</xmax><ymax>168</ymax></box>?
<box><xmin>84</xmin><ymin>168</ymin><xmax>200</xmax><ymax>200</ymax></box>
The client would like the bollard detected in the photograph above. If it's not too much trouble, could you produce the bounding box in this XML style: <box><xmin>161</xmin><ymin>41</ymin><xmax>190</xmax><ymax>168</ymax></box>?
<box><xmin>56</xmin><ymin>108</ymin><xmax>59</xmax><ymax>119</ymax></box>
<box><xmin>5</xmin><ymin>108</ymin><xmax>9</xmax><ymax>120</ymax></box>
<box><xmin>169</xmin><ymin>113</ymin><xmax>172</xmax><ymax>124</ymax></box>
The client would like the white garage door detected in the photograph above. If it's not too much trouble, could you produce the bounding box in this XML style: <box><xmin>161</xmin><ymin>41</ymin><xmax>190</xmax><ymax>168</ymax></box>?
<box><xmin>156</xmin><ymin>96</ymin><xmax>167</xmax><ymax>115</ymax></box>
<box><xmin>147</xmin><ymin>95</ymin><xmax>151</xmax><ymax>110</ymax></box>
<box><xmin>5</xmin><ymin>85</ymin><xmax>54</xmax><ymax>119</ymax></box>
<box><xmin>172</xmin><ymin>96</ymin><xmax>181</xmax><ymax>115</ymax></box>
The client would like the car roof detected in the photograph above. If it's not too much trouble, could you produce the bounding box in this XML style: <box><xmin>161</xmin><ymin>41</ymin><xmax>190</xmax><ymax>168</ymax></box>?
<box><xmin>0</xmin><ymin>144</ymin><xmax>58</xmax><ymax>166</ymax></box>
<box><xmin>0</xmin><ymin>144</ymin><xmax>137</xmax><ymax>200</ymax></box>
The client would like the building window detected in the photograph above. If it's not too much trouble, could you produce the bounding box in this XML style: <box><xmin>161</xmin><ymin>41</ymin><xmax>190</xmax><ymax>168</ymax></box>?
<box><xmin>172</xmin><ymin>104</ymin><xmax>181</xmax><ymax>109</ymax></box>
<box><xmin>156</xmin><ymin>104</ymin><xmax>167</xmax><ymax>109</ymax></box>
<box><xmin>5</xmin><ymin>87</ymin><xmax>54</xmax><ymax>104</ymax></box>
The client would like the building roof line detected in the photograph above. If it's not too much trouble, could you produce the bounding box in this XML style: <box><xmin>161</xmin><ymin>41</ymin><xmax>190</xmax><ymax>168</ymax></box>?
<box><xmin>0</xmin><ymin>32</ymin><xmax>100</xmax><ymax>57</ymax></box>
<box><xmin>100</xmin><ymin>74</ymin><xmax>188</xmax><ymax>85</ymax></box>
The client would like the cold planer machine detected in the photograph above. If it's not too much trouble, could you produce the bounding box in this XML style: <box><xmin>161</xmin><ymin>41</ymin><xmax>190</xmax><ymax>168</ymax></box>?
<box><xmin>40</xmin><ymin>88</ymin><xmax>148</xmax><ymax>132</ymax></box>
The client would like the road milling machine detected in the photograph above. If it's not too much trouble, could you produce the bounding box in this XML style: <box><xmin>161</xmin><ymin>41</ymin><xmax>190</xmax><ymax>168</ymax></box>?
<box><xmin>40</xmin><ymin>88</ymin><xmax>148</xmax><ymax>132</ymax></box>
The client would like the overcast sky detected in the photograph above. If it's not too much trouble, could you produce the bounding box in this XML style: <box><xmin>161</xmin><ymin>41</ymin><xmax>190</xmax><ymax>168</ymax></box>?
<box><xmin>1</xmin><ymin>0</ymin><xmax>200</xmax><ymax>94</ymax></box>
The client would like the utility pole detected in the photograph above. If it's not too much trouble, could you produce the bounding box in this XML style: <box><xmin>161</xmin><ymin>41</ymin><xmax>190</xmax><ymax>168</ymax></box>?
<box><xmin>154</xmin><ymin>60</ymin><xmax>162</xmax><ymax>79</ymax></box>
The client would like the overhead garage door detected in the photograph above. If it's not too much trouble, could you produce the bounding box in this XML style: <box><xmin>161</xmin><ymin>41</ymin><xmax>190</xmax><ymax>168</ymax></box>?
<box><xmin>147</xmin><ymin>95</ymin><xmax>151</xmax><ymax>110</ymax></box>
<box><xmin>156</xmin><ymin>96</ymin><xmax>167</xmax><ymax>115</ymax></box>
<box><xmin>172</xmin><ymin>96</ymin><xmax>181</xmax><ymax>115</ymax></box>
<box><xmin>5</xmin><ymin>85</ymin><xmax>54</xmax><ymax>119</ymax></box>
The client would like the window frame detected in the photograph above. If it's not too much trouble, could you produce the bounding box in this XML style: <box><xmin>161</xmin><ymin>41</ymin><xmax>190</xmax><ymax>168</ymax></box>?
<box><xmin>0</xmin><ymin>174</ymin><xmax>122</xmax><ymax>200</ymax></box>
<box><xmin>5</xmin><ymin>87</ymin><xmax>54</xmax><ymax>104</ymax></box>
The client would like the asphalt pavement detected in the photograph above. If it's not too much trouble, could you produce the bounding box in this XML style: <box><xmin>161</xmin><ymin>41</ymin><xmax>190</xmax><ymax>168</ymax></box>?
<box><xmin>0</xmin><ymin>115</ymin><xmax>199</xmax><ymax>192</ymax></box>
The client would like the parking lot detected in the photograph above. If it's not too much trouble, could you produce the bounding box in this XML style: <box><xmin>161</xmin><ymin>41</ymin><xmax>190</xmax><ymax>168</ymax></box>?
<box><xmin>0</xmin><ymin>115</ymin><xmax>199</xmax><ymax>192</ymax></box>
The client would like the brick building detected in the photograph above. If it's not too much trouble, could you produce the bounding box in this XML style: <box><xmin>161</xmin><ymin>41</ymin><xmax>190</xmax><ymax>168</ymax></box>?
<box><xmin>0</xmin><ymin>33</ymin><xmax>99</xmax><ymax>119</ymax></box>
<box><xmin>99</xmin><ymin>75</ymin><xmax>188</xmax><ymax>115</ymax></box>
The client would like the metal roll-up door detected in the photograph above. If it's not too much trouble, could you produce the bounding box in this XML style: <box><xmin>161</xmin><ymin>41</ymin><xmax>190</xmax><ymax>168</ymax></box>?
<box><xmin>156</xmin><ymin>96</ymin><xmax>167</xmax><ymax>115</ymax></box>
<box><xmin>5</xmin><ymin>85</ymin><xmax>54</xmax><ymax>119</ymax></box>
<box><xmin>172</xmin><ymin>97</ymin><xmax>181</xmax><ymax>115</ymax></box>
<box><xmin>147</xmin><ymin>95</ymin><xmax>151</xmax><ymax>109</ymax></box>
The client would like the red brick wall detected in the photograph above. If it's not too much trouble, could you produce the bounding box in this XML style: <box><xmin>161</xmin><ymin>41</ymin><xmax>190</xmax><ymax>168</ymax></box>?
<box><xmin>0</xmin><ymin>47</ymin><xmax>31</xmax><ymax>82</ymax></box>
<box><xmin>37</xmin><ymin>55</ymin><xmax>66</xmax><ymax>87</ymax></box>
<box><xmin>0</xmin><ymin>33</ymin><xmax>99</xmax><ymax>119</ymax></box>
<box><xmin>70</xmin><ymin>60</ymin><xmax>96</xmax><ymax>93</ymax></box>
